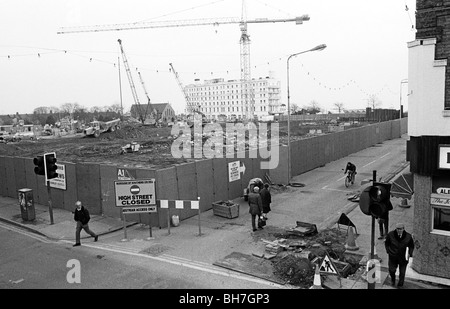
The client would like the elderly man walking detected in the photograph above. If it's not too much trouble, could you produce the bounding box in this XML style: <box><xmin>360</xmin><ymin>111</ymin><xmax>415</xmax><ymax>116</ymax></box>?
<box><xmin>384</xmin><ymin>222</ymin><xmax>415</xmax><ymax>287</ymax></box>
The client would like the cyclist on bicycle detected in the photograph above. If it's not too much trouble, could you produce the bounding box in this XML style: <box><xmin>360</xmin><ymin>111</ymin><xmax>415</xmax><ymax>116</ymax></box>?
<box><xmin>344</xmin><ymin>162</ymin><xmax>357</xmax><ymax>184</ymax></box>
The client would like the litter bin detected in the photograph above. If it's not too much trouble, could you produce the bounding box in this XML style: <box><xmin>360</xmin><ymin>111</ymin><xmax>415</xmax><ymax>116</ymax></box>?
<box><xmin>18</xmin><ymin>188</ymin><xmax>35</xmax><ymax>221</ymax></box>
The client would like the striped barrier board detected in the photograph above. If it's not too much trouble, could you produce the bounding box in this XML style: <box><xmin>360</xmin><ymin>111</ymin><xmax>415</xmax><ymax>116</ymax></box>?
<box><xmin>158</xmin><ymin>199</ymin><xmax>199</xmax><ymax>210</ymax></box>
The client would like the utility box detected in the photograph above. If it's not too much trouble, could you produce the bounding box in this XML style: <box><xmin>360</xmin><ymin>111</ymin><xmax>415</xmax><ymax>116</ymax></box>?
<box><xmin>18</xmin><ymin>188</ymin><xmax>35</xmax><ymax>221</ymax></box>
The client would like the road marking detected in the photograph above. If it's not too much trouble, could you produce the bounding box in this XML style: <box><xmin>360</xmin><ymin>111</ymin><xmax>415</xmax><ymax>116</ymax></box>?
<box><xmin>63</xmin><ymin>240</ymin><xmax>288</xmax><ymax>288</ymax></box>
<box><xmin>59</xmin><ymin>239</ymin><xmax>288</xmax><ymax>288</ymax></box>
<box><xmin>362</xmin><ymin>160</ymin><xmax>377</xmax><ymax>168</ymax></box>
<box><xmin>379</xmin><ymin>152</ymin><xmax>391</xmax><ymax>159</ymax></box>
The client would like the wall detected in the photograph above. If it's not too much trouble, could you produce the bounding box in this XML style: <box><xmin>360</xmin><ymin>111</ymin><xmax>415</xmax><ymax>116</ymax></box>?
<box><xmin>0</xmin><ymin>118</ymin><xmax>407</xmax><ymax>228</ymax></box>
<box><xmin>412</xmin><ymin>174</ymin><xmax>450</xmax><ymax>277</ymax></box>
<box><xmin>408</xmin><ymin>38</ymin><xmax>449</xmax><ymax>136</ymax></box>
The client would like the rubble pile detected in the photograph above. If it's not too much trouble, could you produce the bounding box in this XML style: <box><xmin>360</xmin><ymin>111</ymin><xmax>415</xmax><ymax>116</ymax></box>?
<box><xmin>273</xmin><ymin>253</ymin><xmax>315</xmax><ymax>287</ymax></box>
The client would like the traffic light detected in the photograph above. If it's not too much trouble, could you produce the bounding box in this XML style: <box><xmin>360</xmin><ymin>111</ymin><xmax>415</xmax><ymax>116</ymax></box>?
<box><xmin>33</xmin><ymin>156</ymin><xmax>45</xmax><ymax>175</ymax></box>
<box><xmin>359</xmin><ymin>182</ymin><xmax>393</xmax><ymax>217</ymax></box>
<box><xmin>44</xmin><ymin>152</ymin><xmax>58</xmax><ymax>180</ymax></box>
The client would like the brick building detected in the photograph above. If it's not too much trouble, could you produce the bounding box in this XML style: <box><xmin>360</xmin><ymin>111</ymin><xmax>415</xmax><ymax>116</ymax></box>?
<box><xmin>407</xmin><ymin>0</ymin><xmax>450</xmax><ymax>278</ymax></box>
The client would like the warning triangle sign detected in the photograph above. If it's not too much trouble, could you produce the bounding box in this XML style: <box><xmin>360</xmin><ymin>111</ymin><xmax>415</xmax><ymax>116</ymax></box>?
<box><xmin>319</xmin><ymin>254</ymin><xmax>339</xmax><ymax>275</ymax></box>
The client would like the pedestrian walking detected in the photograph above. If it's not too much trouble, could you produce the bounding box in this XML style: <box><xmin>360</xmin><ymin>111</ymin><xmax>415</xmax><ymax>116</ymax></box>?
<box><xmin>248</xmin><ymin>186</ymin><xmax>263</xmax><ymax>232</ymax></box>
<box><xmin>377</xmin><ymin>211</ymin><xmax>389</xmax><ymax>239</ymax></box>
<box><xmin>259</xmin><ymin>183</ymin><xmax>271</xmax><ymax>221</ymax></box>
<box><xmin>73</xmin><ymin>200</ymin><xmax>98</xmax><ymax>247</ymax></box>
<box><xmin>384</xmin><ymin>222</ymin><xmax>415</xmax><ymax>287</ymax></box>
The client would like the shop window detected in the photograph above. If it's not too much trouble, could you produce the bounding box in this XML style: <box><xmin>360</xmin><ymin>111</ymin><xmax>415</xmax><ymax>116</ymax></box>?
<box><xmin>432</xmin><ymin>205</ymin><xmax>450</xmax><ymax>234</ymax></box>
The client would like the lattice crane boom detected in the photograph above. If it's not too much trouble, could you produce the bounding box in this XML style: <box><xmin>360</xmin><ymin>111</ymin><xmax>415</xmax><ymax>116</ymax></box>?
<box><xmin>57</xmin><ymin>16</ymin><xmax>310</xmax><ymax>34</ymax></box>
<box><xmin>117</xmin><ymin>39</ymin><xmax>145</xmax><ymax>123</ymax></box>
<box><xmin>169</xmin><ymin>63</ymin><xmax>193</xmax><ymax>114</ymax></box>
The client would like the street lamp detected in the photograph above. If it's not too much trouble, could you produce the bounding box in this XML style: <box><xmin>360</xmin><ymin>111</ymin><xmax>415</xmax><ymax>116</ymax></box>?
<box><xmin>399</xmin><ymin>79</ymin><xmax>408</xmax><ymax>119</ymax></box>
<box><xmin>286</xmin><ymin>44</ymin><xmax>327</xmax><ymax>183</ymax></box>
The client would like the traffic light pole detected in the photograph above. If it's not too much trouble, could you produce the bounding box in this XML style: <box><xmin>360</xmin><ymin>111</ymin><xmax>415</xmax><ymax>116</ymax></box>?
<box><xmin>47</xmin><ymin>180</ymin><xmax>54</xmax><ymax>225</ymax></box>
<box><xmin>368</xmin><ymin>170</ymin><xmax>376</xmax><ymax>289</ymax></box>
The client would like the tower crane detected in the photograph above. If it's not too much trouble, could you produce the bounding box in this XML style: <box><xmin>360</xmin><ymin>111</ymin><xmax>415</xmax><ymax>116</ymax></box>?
<box><xmin>137</xmin><ymin>71</ymin><xmax>157</xmax><ymax>124</ymax></box>
<box><xmin>117</xmin><ymin>39</ymin><xmax>145</xmax><ymax>124</ymax></box>
<box><xmin>58</xmin><ymin>1</ymin><xmax>310</xmax><ymax>120</ymax></box>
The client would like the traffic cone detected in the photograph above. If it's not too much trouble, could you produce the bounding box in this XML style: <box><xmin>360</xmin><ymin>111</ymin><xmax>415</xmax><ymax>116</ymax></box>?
<box><xmin>310</xmin><ymin>265</ymin><xmax>323</xmax><ymax>289</ymax></box>
<box><xmin>345</xmin><ymin>226</ymin><xmax>359</xmax><ymax>251</ymax></box>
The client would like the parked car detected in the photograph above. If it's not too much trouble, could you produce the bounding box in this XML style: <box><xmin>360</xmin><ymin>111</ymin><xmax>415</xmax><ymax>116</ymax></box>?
<box><xmin>13</xmin><ymin>131</ymin><xmax>38</xmax><ymax>141</ymax></box>
<box><xmin>0</xmin><ymin>132</ymin><xmax>15</xmax><ymax>143</ymax></box>
<box><xmin>243</xmin><ymin>177</ymin><xmax>264</xmax><ymax>201</ymax></box>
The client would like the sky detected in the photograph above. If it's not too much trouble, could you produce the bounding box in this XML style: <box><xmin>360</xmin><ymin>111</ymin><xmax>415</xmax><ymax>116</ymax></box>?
<box><xmin>0</xmin><ymin>0</ymin><xmax>416</xmax><ymax>116</ymax></box>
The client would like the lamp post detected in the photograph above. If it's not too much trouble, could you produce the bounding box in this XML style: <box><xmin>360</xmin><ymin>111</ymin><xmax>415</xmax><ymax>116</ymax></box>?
<box><xmin>286</xmin><ymin>44</ymin><xmax>327</xmax><ymax>183</ymax></box>
<box><xmin>399</xmin><ymin>79</ymin><xmax>408</xmax><ymax>119</ymax></box>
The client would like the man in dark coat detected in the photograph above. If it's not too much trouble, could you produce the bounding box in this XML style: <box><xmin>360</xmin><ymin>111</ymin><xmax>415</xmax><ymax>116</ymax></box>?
<box><xmin>259</xmin><ymin>183</ymin><xmax>272</xmax><ymax>219</ymax></box>
<box><xmin>384</xmin><ymin>222</ymin><xmax>415</xmax><ymax>287</ymax></box>
<box><xmin>73</xmin><ymin>200</ymin><xmax>98</xmax><ymax>247</ymax></box>
<box><xmin>248</xmin><ymin>187</ymin><xmax>263</xmax><ymax>232</ymax></box>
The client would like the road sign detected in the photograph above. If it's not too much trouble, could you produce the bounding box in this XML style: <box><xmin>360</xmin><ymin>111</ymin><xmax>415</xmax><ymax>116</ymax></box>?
<box><xmin>319</xmin><ymin>254</ymin><xmax>339</xmax><ymax>275</ymax></box>
<box><xmin>47</xmin><ymin>163</ymin><xmax>66</xmax><ymax>190</ymax></box>
<box><xmin>114</xmin><ymin>179</ymin><xmax>156</xmax><ymax>207</ymax></box>
<box><xmin>122</xmin><ymin>206</ymin><xmax>157</xmax><ymax>214</ymax></box>
<box><xmin>228</xmin><ymin>161</ymin><xmax>246</xmax><ymax>182</ymax></box>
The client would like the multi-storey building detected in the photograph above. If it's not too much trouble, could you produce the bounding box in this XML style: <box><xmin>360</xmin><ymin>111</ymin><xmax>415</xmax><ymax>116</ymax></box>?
<box><xmin>407</xmin><ymin>0</ymin><xmax>450</xmax><ymax>279</ymax></box>
<box><xmin>184</xmin><ymin>75</ymin><xmax>283</xmax><ymax>121</ymax></box>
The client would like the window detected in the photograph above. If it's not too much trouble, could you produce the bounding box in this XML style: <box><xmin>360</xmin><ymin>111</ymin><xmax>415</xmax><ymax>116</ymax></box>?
<box><xmin>431</xmin><ymin>194</ymin><xmax>450</xmax><ymax>235</ymax></box>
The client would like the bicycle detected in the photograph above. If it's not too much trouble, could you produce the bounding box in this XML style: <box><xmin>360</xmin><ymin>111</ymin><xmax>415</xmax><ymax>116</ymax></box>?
<box><xmin>342</xmin><ymin>169</ymin><xmax>356</xmax><ymax>188</ymax></box>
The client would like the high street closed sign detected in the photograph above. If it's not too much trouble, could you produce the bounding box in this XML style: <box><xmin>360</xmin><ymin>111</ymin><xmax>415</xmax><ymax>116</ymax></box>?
<box><xmin>114</xmin><ymin>179</ymin><xmax>156</xmax><ymax>207</ymax></box>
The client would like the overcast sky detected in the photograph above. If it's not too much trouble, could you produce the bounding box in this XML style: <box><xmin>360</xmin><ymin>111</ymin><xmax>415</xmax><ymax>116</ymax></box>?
<box><xmin>0</xmin><ymin>0</ymin><xmax>416</xmax><ymax>116</ymax></box>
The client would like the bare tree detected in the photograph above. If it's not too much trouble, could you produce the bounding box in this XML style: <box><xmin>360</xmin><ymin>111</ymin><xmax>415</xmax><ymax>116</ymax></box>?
<box><xmin>367</xmin><ymin>94</ymin><xmax>382</xmax><ymax>109</ymax></box>
<box><xmin>334</xmin><ymin>102</ymin><xmax>345</xmax><ymax>113</ymax></box>
<box><xmin>304</xmin><ymin>100</ymin><xmax>322</xmax><ymax>114</ymax></box>
<box><xmin>60</xmin><ymin>102</ymin><xmax>81</xmax><ymax>115</ymax></box>
<box><xmin>290</xmin><ymin>103</ymin><xmax>299</xmax><ymax>114</ymax></box>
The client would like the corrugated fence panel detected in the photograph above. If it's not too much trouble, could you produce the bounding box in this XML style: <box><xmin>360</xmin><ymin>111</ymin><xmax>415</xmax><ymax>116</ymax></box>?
<box><xmin>290</xmin><ymin>139</ymin><xmax>300</xmax><ymax>177</ymax></box>
<box><xmin>135</xmin><ymin>169</ymin><xmax>159</xmax><ymax>227</ymax></box>
<box><xmin>63</xmin><ymin>162</ymin><xmax>78</xmax><ymax>213</ymax></box>
<box><xmin>23</xmin><ymin>158</ymin><xmax>39</xmax><ymax>207</ymax></box>
<box><xmin>196</xmin><ymin>159</ymin><xmax>214</xmax><ymax>212</ymax></box>
<box><xmin>5</xmin><ymin>157</ymin><xmax>16</xmax><ymax>198</ymax></box>
<box><xmin>76</xmin><ymin>163</ymin><xmax>101</xmax><ymax>215</ymax></box>
<box><xmin>100</xmin><ymin>165</ymin><xmax>121</xmax><ymax>219</ymax></box>
<box><xmin>252</xmin><ymin>155</ymin><xmax>265</xmax><ymax>181</ymax></box>
<box><xmin>14</xmin><ymin>157</ymin><xmax>28</xmax><ymax>192</ymax></box>
<box><xmin>268</xmin><ymin>145</ymin><xmax>288</xmax><ymax>184</ymax></box>
<box><xmin>213</xmin><ymin>158</ymin><xmax>228</xmax><ymax>202</ymax></box>
<box><xmin>0</xmin><ymin>157</ymin><xmax>6</xmax><ymax>197</ymax></box>
<box><xmin>156</xmin><ymin>167</ymin><xmax>178</xmax><ymax>228</ymax></box>
<box><xmin>176</xmin><ymin>163</ymin><xmax>198</xmax><ymax>220</ymax></box>
<box><xmin>240</xmin><ymin>156</ymin><xmax>254</xmax><ymax>197</ymax></box>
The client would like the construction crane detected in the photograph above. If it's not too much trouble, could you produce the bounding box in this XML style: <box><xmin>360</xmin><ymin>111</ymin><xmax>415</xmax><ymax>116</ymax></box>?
<box><xmin>137</xmin><ymin>71</ymin><xmax>157</xmax><ymax>124</ymax></box>
<box><xmin>58</xmin><ymin>0</ymin><xmax>310</xmax><ymax>120</ymax></box>
<box><xmin>169</xmin><ymin>62</ymin><xmax>206</xmax><ymax>126</ymax></box>
<box><xmin>117</xmin><ymin>38</ymin><xmax>145</xmax><ymax>124</ymax></box>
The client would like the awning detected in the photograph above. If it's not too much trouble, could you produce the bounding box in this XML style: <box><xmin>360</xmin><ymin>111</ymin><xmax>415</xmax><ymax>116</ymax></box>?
<box><xmin>391</xmin><ymin>172</ymin><xmax>414</xmax><ymax>200</ymax></box>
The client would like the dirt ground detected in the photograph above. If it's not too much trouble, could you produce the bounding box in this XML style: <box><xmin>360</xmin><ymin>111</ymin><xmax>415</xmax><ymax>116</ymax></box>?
<box><xmin>0</xmin><ymin>120</ymin><xmax>326</xmax><ymax>169</ymax></box>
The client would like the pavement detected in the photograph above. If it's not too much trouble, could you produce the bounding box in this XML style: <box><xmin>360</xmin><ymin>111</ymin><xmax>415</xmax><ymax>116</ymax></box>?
<box><xmin>1</xmin><ymin>160</ymin><xmax>450</xmax><ymax>290</ymax></box>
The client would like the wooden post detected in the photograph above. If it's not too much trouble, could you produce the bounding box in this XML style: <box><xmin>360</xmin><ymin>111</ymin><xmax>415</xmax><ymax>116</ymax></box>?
<box><xmin>121</xmin><ymin>208</ymin><xmax>128</xmax><ymax>241</ymax></box>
